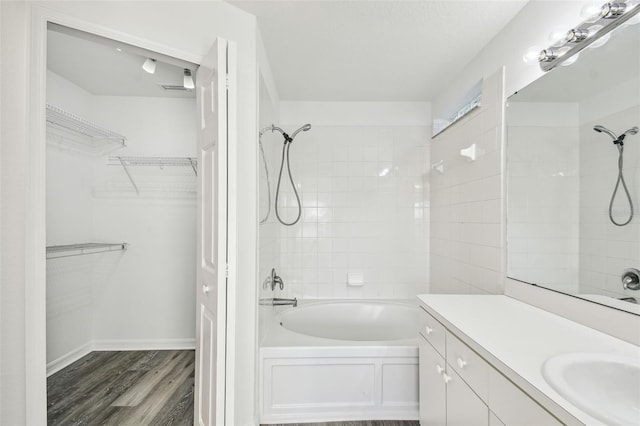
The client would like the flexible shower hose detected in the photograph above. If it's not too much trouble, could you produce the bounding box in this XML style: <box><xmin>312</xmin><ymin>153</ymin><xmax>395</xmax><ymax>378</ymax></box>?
<box><xmin>609</xmin><ymin>144</ymin><xmax>634</xmax><ymax>226</ymax></box>
<box><xmin>274</xmin><ymin>141</ymin><xmax>302</xmax><ymax>226</ymax></box>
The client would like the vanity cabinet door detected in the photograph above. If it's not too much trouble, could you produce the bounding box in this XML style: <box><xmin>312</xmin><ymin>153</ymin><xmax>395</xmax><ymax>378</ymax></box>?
<box><xmin>419</xmin><ymin>337</ymin><xmax>446</xmax><ymax>426</ymax></box>
<box><xmin>446</xmin><ymin>367</ymin><xmax>489</xmax><ymax>426</ymax></box>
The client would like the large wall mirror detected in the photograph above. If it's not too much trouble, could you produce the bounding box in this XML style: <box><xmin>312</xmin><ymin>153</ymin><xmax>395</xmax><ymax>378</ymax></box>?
<box><xmin>506</xmin><ymin>19</ymin><xmax>640</xmax><ymax>316</ymax></box>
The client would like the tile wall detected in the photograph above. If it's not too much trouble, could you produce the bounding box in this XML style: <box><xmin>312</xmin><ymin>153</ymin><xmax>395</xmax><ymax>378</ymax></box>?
<box><xmin>429</xmin><ymin>69</ymin><xmax>505</xmax><ymax>294</ymax></box>
<box><xmin>578</xmin><ymin>76</ymin><xmax>640</xmax><ymax>300</ymax></box>
<box><xmin>270</xmin><ymin>124</ymin><xmax>430</xmax><ymax>299</ymax></box>
<box><xmin>506</xmin><ymin>102</ymin><xmax>580</xmax><ymax>293</ymax></box>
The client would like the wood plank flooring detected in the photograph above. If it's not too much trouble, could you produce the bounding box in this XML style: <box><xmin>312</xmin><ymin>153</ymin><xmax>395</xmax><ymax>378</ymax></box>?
<box><xmin>49</xmin><ymin>351</ymin><xmax>417</xmax><ymax>426</ymax></box>
<box><xmin>264</xmin><ymin>422</ymin><xmax>420</xmax><ymax>426</ymax></box>
<box><xmin>47</xmin><ymin>350</ymin><xmax>194</xmax><ymax>425</ymax></box>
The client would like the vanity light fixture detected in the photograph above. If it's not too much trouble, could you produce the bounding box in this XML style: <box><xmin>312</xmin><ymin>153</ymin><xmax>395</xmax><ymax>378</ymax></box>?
<box><xmin>537</xmin><ymin>0</ymin><xmax>639</xmax><ymax>71</ymax></box>
<box><xmin>142</xmin><ymin>58</ymin><xmax>156</xmax><ymax>74</ymax></box>
<box><xmin>183</xmin><ymin>69</ymin><xmax>195</xmax><ymax>89</ymax></box>
<box><xmin>538</xmin><ymin>49</ymin><xmax>560</xmax><ymax>62</ymax></box>
<box><xmin>565</xmin><ymin>28</ymin><xmax>590</xmax><ymax>42</ymax></box>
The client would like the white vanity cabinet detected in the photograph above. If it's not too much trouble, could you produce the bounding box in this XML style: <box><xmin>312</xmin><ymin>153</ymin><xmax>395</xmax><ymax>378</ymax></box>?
<box><xmin>418</xmin><ymin>307</ymin><xmax>562</xmax><ymax>426</ymax></box>
<box><xmin>419</xmin><ymin>310</ymin><xmax>488</xmax><ymax>426</ymax></box>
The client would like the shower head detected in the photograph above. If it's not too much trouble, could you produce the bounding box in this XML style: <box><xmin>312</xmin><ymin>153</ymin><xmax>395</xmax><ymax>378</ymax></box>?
<box><xmin>624</xmin><ymin>126</ymin><xmax>639</xmax><ymax>136</ymax></box>
<box><xmin>290</xmin><ymin>123</ymin><xmax>312</xmax><ymax>140</ymax></box>
<box><xmin>594</xmin><ymin>125</ymin><xmax>618</xmax><ymax>140</ymax></box>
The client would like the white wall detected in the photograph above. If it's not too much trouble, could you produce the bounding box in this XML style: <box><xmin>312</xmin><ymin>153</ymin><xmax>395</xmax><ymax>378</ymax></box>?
<box><xmin>1</xmin><ymin>1</ymin><xmax>259</xmax><ymax>424</ymax></box>
<box><xmin>433</xmin><ymin>1</ymin><xmax>585</xmax><ymax>120</ymax></box>
<box><xmin>432</xmin><ymin>0</ymin><xmax>640</xmax><ymax>338</ymax></box>
<box><xmin>430</xmin><ymin>69</ymin><xmax>505</xmax><ymax>295</ymax></box>
<box><xmin>278</xmin><ymin>102</ymin><xmax>431</xmax><ymax>300</ymax></box>
<box><xmin>46</xmin><ymin>71</ymin><xmax>96</xmax><ymax>367</ymax></box>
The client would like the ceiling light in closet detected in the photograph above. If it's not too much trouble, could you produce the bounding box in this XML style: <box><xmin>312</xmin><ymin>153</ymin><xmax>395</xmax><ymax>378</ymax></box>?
<box><xmin>142</xmin><ymin>58</ymin><xmax>157</xmax><ymax>74</ymax></box>
<box><xmin>183</xmin><ymin>69</ymin><xmax>195</xmax><ymax>89</ymax></box>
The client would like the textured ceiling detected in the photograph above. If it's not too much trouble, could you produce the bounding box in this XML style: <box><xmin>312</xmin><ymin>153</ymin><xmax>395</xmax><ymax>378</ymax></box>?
<box><xmin>228</xmin><ymin>0</ymin><xmax>528</xmax><ymax>101</ymax></box>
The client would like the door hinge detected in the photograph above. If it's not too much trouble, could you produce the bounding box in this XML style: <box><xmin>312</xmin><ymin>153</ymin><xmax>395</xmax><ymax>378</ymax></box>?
<box><xmin>225</xmin><ymin>75</ymin><xmax>230</xmax><ymax>90</ymax></box>
<box><xmin>225</xmin><ymin>263</ymin><xmax>229</xmax><ymax>278</ymax></box>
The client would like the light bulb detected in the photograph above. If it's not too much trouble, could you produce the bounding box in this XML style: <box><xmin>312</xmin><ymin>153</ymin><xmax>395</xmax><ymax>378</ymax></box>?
<box><xmin>183</xmin><ymin>69</ymin><xmax>195</xmax><ymax>89</ymax></box>
<box><xmin>523</xmin><ymin>46</ymin><xmax>543</xmax><ymax>64</ymax></box>
<box><xmin>560</xmin><ymin>53</ymin><xmax>580</xmax><ymax>66</ymax></box>
<box><xmin>589</xmin><ymin>32</ymin><xmax>611</xmax><ymax>48</ymax></box>
<box><xmin>548</xmin><ymin>28</ymin><xmax>567</xmax><ymax>46</ymax></box>
<box><xmin>581</xmin><ymin>2</ymin><xmax>602</xmax><ymax>22</ymax></box>
<box><xmin>142</xmin><ymin>58</ymin><xmax>156</xmax><ymax>74</ymax></box>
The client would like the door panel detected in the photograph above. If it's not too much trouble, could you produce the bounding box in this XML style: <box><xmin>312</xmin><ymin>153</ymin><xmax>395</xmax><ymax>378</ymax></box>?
<box><xmin>195</xmin><ymin>38</ymin><xmax>228</xmax><ymax>426</ymax></box>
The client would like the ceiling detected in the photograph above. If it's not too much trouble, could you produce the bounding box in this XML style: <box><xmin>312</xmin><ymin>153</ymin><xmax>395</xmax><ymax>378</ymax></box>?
<box><xmin>47</xmin><ymin>26</ymin><xmax>196</xmax><ymax>99</ymax></box>
<box><xmin>47</xmin><ymin>1</ymin><xmax>529</xmax><ymax>102</ymax></box>
<box><xmin>227</xmin><ymin>0</ymin><xmax>528</xmax><ymax>101</ymax></box>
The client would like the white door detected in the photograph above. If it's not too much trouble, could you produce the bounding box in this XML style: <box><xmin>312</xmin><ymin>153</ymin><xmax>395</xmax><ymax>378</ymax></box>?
<box><xmin>194</xmin><ymin>37</ymin><xmax>230</xmax><ymax>426</ymax></box>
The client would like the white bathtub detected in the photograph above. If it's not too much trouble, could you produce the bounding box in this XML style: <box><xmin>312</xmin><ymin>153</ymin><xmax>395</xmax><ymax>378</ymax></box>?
<box><xmin>260</xmin><ymin>300</ymin><xmax>419</xmax><ymax>424</ymax></box>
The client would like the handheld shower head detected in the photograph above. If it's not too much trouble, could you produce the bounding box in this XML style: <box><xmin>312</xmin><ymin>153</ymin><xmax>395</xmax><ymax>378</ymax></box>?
<box><xmin>594</xmin><ymin>125</ymin><xmax>618</xmax><ymax>140</ymax></box>
<box><xmin>624</xmin><ymin>126</ymin><xmax>639</xmax><ymax>136</ymax></box>
<box><xmin>290</xmin><ymin>123</ymin><xmax>312</xmax><ymax>140</ymax></box>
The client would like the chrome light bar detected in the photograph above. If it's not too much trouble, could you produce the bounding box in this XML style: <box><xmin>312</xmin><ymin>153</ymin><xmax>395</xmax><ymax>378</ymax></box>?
<box><xmin>539</xmin><ymin>1</ymin><xmax>640</xmax><ymax>72</ymax></box>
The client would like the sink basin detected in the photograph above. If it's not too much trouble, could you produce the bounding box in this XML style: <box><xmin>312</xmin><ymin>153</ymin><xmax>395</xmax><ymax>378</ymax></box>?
<box><xmin>542</xmin><ymin>352</ymin><xmax>640</xmax><ymax>425</ymax></box>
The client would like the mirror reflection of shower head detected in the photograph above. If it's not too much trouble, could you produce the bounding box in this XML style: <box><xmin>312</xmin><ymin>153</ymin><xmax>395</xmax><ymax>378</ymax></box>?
<box><xmin>593</xmin><ymin>124</ymin><xmax>637</xmax><ymax>226</ymax></box>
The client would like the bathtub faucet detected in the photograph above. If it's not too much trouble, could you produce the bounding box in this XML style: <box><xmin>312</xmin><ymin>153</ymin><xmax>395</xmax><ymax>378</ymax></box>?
<box><xmin>259</xmin><ymin>297</ymin><xmax>297</xmax><ymax>307</ymax></box>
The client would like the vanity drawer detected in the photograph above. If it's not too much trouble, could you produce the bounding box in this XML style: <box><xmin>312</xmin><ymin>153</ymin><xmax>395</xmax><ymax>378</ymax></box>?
<box><xmin>446</xmin><ymin>331</ymin><xmax>490</xmax><ymax>403</ymax></box>
<box><xmin>419</xmin><ymin>308</ymin><xmax>446</xmax><ymax>356</ymax></box>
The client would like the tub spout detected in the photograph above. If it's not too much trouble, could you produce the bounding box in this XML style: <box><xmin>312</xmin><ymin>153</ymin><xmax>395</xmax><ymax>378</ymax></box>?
<box><xmin>260</xmin><ymin>297</ymin><xmax>297</xmax><ymax>307</ymax></box>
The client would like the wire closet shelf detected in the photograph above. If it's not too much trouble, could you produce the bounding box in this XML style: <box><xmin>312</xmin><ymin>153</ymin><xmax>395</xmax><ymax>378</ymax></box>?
<box><xmin>46</xmin><ymin>242</ymin><xmax>128</xmax><ymax>259</ymax></box>
<box><xmin>106</xmin><ymin>156</ymin><xmax>198</xmax><ymax>196</ymax></box>
<box><xmin>46</xmin><ymin>104</ymin><xmax>127</xmax><ymax>155</ymax></box>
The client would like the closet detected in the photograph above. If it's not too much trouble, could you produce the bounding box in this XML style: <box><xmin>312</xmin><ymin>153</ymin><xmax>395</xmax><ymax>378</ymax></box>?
<box><xmin>45</xmin><ymin>24</ymin><xmax>198</xmax><ymax>375</ymax></box>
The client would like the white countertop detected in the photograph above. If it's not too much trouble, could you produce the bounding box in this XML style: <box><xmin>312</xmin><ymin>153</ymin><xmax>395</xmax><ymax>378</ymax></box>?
<box><xmin>416</xmin><ymin>294</ymin><xmax>640</xmax><ymax>426</ymax></box>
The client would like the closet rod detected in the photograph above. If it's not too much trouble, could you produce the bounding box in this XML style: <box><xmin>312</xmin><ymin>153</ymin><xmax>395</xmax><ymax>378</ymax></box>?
<box><xmin>46</xmin><ymin>242</ymin><xmax>128</xmax><ymax>259</ymax></box>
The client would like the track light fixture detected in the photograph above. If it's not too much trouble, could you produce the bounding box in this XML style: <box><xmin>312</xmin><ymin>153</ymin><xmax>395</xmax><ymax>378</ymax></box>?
<box><xmin>536</xmin><ymin>1</ymin><xmax>639</xmax><ymax>71</ymax></box>
<box><xmin>142</xmin><ymin>58</ymin><xmax>156</xmax><ymax>74</ymax></box>
<box><xmin>183</xmin><ymin>69</ymin><xmax>195</xmax><ymax>90</ymax></box>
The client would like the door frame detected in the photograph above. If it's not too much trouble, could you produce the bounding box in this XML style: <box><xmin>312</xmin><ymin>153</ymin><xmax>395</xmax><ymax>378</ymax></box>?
<box><xmin>27</xmin><ymin>5</ymin><xmax>233</xmax><ymax>423</ymax></box>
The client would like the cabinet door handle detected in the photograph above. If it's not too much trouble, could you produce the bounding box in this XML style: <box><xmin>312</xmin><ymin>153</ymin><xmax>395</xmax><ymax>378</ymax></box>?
<box><xmin>425</xmin><ymin>326</ymin><xmax>433</xmax><ymax>335</ymax></box>
<box><xmin>436</xmin><ymin>364</ymin><xmax>444</xmax><ymax>374</ymax></box>
<box><xmin>457</xmin><ymin>357</ymin><xmax>467</xmax><ymax>369</ymax></box>
<box><xmin>442</xmin><ymin>373</ymin><xmax>452</xmax><ymax>384</ymax></box>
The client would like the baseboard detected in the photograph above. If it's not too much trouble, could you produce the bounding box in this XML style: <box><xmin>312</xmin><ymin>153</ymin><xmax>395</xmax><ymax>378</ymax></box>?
<box><xmin>47</xmin><ymin>341</ymin><xmax>93</xmax><ymax>377</ymax></box>
<box><xmin>91</xmin><ymin>338</ymin><xmax>196</xmax><ymax>351</ymax></box>
<box><xmin>46</xmin><ymin>338</ymin><xmax>196</xmax><ymax>376</ymax></box>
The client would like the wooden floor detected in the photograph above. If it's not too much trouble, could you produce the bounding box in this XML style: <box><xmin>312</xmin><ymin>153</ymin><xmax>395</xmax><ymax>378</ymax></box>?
<box><xmin>49</xmin><ymin>350</ymin><xmax>417</xmax><ymax>426</ymax></box>
<box><xmin>265</xmin><ymin>422</ymin><xmax>419</xmax><ymax>426</ymax></box>
<box><xmin>47</xmin><ymin>350</ymin><xmax>194</xmax><ymax>425</ymax></box>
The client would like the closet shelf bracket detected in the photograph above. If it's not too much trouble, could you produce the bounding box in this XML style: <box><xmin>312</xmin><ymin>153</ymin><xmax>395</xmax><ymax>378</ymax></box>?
<box><xmin>107</xmin><ymin>156</ymin><xmax>198</xmax><ymax>195</ymax></box>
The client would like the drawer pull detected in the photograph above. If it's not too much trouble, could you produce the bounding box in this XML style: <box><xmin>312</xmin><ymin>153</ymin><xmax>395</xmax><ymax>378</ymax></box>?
<box><xmin>442</xmin><ymin>373</ymin><xmax>452</xmax><ymax>384</ymax></box>
<box><xmin>425</xmin><ymin>326</ymin><xmax>433</xmax><ymax>335</ymax></box>
<box><xmin>457</xmin><ymin>357</ymin><xmax>467</xmax><ymax>369</ymax></box>
<box><xmin>436</xmin><ymin>364</ymin><xmax>444</xmax><ymax>374</ymax></box>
